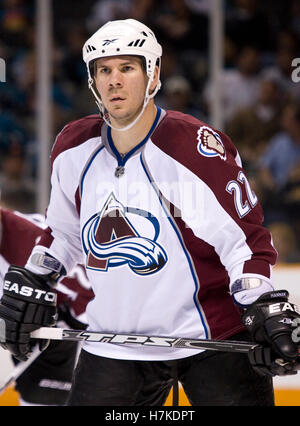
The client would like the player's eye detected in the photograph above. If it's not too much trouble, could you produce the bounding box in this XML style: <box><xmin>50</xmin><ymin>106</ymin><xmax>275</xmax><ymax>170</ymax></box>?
<box><xmin>98</xmin><ymin>67</ymin><xmax>110</xmax><ymax>74</ymax></box>
<box><xmin>122</xmin><ymin>65</ymin><xmax>134</xmax><ymax>72</ymax></box>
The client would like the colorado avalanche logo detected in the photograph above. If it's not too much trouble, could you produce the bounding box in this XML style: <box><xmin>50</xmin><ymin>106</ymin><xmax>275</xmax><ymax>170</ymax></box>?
<box><xmin>197</xmin><ymin>126</ymin><xmax>226</xmax><ymax>160</ymax></box>
<box><xmin>82</xmin><ymin>193</ymin><xmax>168</xmax><ymax>275</ymax></box>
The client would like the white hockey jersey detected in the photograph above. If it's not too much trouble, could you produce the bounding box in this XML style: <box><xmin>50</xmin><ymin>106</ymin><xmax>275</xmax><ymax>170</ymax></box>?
<box><xmin>25</xmin><ymin>107</ymin><xmax>277</xmax><ymax>360</ymax></box>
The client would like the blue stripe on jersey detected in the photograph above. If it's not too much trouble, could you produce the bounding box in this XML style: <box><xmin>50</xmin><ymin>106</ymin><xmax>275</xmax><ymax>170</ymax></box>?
<box><xmin>107</xmin><ymin>107</ymin><xmax>162</xmax><ymax>167</ymax></box>
<box><xmin>80</xmin><ymin>145</ymin><xmax>105</xmax><ymax>198</ymax></box>
<box><xmin>140</xmin><ymin>153</ymin><xmax>209</xmax><ymax>339</ymax></box>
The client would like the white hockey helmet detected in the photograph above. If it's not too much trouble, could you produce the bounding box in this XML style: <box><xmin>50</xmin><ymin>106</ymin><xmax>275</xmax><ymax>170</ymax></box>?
<box><xmin>82</xmin><ymin>19</ymin><xmax>162</xmax><ymax>130</ymax></box>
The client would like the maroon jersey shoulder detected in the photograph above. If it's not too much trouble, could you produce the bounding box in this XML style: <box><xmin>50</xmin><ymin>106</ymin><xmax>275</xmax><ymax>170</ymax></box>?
<box><xmin>152</xmin><ymin>110</ymin><xmax>238</xmax><ymax>167</ymax></box>
<box><xmin>0</xmin><ymin>208</ymin><xmax>43</xmax><ymax>266</ymax></box>
<box><xmin>51</xmin><ymin>114</ymin><xmax>104</xmax><ymax>166</ymax></box>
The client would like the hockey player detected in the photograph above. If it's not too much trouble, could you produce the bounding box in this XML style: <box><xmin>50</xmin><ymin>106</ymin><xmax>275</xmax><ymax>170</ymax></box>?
<box><xmin>0</xmin><ymin>19</ymin><xmax>299</xmax><ymax>406</ymax></box>
<box><xmin>0</xmin><ymin>206</ymin><xmax>94</xmax><ymax>405</ymax></box>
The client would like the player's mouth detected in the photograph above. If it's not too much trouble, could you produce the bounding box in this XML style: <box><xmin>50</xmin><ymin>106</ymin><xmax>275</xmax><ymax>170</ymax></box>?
<box><xmin>110</xmin><ymin>96</ymin><xmax>125</xmax><ymax>103</ymax></box>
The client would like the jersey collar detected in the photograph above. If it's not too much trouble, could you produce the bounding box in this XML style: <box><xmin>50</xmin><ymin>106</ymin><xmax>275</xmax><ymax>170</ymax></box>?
<box><xmin>107</xmin><ymin>106</ymin><xmax>162</xmax><ymax>167</ymax></box>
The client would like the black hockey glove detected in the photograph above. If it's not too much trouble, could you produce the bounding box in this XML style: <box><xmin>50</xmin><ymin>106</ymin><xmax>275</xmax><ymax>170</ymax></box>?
<box><xmin>0</xmin><ymin>265</ymin><xmax>58</xmax><ymax>361</ymax></box>
<box><xmin>242</xmin><ymin>290</ymin><xmax>300</xmax><ymax>377</ymax></box>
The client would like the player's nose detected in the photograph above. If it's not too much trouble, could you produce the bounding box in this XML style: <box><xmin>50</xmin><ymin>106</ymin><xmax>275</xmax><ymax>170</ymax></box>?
<box><xmin>108</xmin><ymin>68</ymin><xmax>123</xmax><ymax>88</ymax></box>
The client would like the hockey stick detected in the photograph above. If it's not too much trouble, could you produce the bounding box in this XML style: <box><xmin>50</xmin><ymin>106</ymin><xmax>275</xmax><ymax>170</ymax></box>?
<box><xmin>0</xmin><ymin>346</ymin><xmax>41</xmax><ymax>395</ymax></box>
<box><xmin>30</xmin><ymin>327</ymin><xmax>258</xmax><ymax>353</ymax></box>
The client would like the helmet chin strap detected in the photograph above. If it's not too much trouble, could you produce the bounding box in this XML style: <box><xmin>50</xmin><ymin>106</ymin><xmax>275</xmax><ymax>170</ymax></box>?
<box><xmin>89</xmin><ymin>77</ymin><xmax>156</xmax><ymax>132</ymax></box>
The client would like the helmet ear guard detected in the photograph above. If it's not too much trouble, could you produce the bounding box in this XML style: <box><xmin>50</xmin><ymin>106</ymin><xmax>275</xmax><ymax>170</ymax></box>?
<box><xmin>82</xmin><ymin>19</ymin><xmax>162</xmax><ymax>131</ymax></box>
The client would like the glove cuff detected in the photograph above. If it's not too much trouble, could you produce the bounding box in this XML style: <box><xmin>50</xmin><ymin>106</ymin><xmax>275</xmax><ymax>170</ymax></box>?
<box><xmin>254</xmin><ymin>290</ymin><xmax>289</xmax><ymax>304</ymax></box>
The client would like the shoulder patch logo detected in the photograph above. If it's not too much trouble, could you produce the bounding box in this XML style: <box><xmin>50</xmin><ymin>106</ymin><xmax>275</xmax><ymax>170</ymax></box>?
<box><xmin>197</xmin><ymin>126</ymin><xmax>226</xmax><ymax>160</ymax></box>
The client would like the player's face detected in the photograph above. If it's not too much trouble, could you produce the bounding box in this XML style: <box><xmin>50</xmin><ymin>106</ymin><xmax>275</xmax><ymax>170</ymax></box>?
<box><xmin>94</xmin><ymin>56</ymin><xmax>150</xmax><ymax>127</ymax></box>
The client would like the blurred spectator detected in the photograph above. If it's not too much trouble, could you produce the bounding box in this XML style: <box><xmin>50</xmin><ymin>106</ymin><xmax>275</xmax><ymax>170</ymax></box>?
<box><xmin>144</xmin><ymin>0</ymin><xmax>209</xmax><ymax>55</ymax></box>
<box><xmin>276</xmin><ymin>29</ymin><xmax>299</xmax><ymax>54</ymax></box>
<box><xmin>223</xmin><ymin>36</ymin><xmax>239</xmax><ymax>69</ymax></box>
<box><xmin>225</xmin><ymin>0</ymin><xmax>273</xmax><ymax>51</ymax></box>
<box><xmin>149</xmin><ymin>0</ymin><xmax>192</xmax><ymax>47</ymax></box>
<box><xmin>226</xmin><ymin>76</ymin><xmax>283</xmax><ymax>172</ymax></box>
<box><xmin>288</xmin><ymin>0</ymin><xmax>300</xmax><ymax>41</ymax></box>
<box><xmin>0</xmin><ymin>108</ymin><xmax>27</xmax><ymax>160</ymax></box>
<box><xmin>203</xmin><ymin>45</ymin><xmax>262</xmax><ymax>124</ymax></box>
<box><xmin>12</xmin><ymin>48</ymin><xmax>76</xmax><ymax>135</ymax></box>
<box><xmin>268</xmin><ymin>222</ymin><xmax>300</xmax><ymax>263</ymax></box>
<box><xmin>159</xmin><ymin>75</ymin><xmax>206</xmax><ymax>120</ymax></box>
<box><xmin>86</xmin><ymin>0</ymin><xmax>135</xmax><ymax>31</ymax></box>
<box><xmin>262</xmin><ymin>48</ymin><xmax>300</xmax><ymax>101</ymax></box>
<box><xmin>61</xmin><ymin>29</ymin><xmax>89</xmax><ymax>87</ymax></box>
<box><xmin>159</xmin><ymin>44</ymin><xmax>185</xmax><ymax>82</ymax></box>
<box><xmin>61</xmin><ymin>29</ymin><xmax>96</xmax><ymax>116</ymax></box>
<box><xmin>0</xmin><ymin>150</ymin><xmax>35</xmax><ymax>211</ymax></box>
<box><xmin>0</xmin><ymin>0</ymin><xmax>34</xmax><ymax>47</ymax></box>
<box><xmin>259</xmin><ymin>102</ymin><xmax>300</xmax><ymax>191</ymax></box>
<box><xmin>0</xmin><ymin>186</ymin><xmax>36</xmax><ymax>213</ymax></box>
<box><xmin>258</xmin><ymin>101</ymin><xmax>300</xmax><ymax>224</ymax></box>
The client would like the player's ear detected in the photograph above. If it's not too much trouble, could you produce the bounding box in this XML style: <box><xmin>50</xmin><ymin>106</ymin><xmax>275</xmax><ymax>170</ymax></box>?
<box><xmin>149</xmin><ymin>65</ymin><xmax>159</xmax><ymax>94</ymax></box>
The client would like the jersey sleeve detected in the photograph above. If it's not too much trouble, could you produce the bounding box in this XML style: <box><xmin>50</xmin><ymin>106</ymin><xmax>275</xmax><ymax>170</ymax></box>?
<box><xmin>25</xmin><ymin>116</ymin><xmax>102</xmax><ymax>275</ymax></box>
<box><xmin>25</xmin><ymin>132</ymin><xmax>82</xmax><ymax>274</ymax></box>
<box><xmin>194</xmin><ymin>129</ymin><xmax>276</xmax><ymax>284</ymax></box>
<box><xmin>151</xmin><ymin>112</ymin><xmax>277</xmax><ymax>290</ymax></box>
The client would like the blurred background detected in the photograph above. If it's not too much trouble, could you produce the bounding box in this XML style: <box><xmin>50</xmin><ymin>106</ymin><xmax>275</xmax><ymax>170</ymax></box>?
<box><xmin>0</xmin><ymin>0</ymin><xmax>300</xmax><ymax>262</ymax></box>
<box><xmin>1</xmin><ymin>0</ymin><xmax>300</xmax><ymax>406</ymax></box>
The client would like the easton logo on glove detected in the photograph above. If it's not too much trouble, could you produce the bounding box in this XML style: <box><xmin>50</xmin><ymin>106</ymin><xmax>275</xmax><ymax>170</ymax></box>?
<box><xmin>3</xmin><ymin>280</ymin><xmax>56</xmax><ymax>303</ymax></box>
<box><xmin>242</xmin><ymin>290</ymin><xmax>300</xmax><ymax>365</ymax></box>
<box><xmin>268</xmin><ymin>302</ymin><xmax>299</xmax><ymax>314</ymax></box>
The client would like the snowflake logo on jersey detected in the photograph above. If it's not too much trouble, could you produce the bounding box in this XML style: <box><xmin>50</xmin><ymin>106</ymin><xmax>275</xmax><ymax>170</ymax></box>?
<box><xmin>197</xmin><ymin>126</ymin><xmax>226</xmax><ymax>161</ymax></box>
<box><xmin>82</xmin><ymin>193</ymin><xmax>168</xmax><ymax>275</ymax></box>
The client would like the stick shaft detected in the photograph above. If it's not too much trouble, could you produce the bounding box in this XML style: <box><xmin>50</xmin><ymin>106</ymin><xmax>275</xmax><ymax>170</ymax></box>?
<box><xmin>31</xmin><ymin>327</ymin><xmax>257</xmax><ymax>353</ymax></box>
